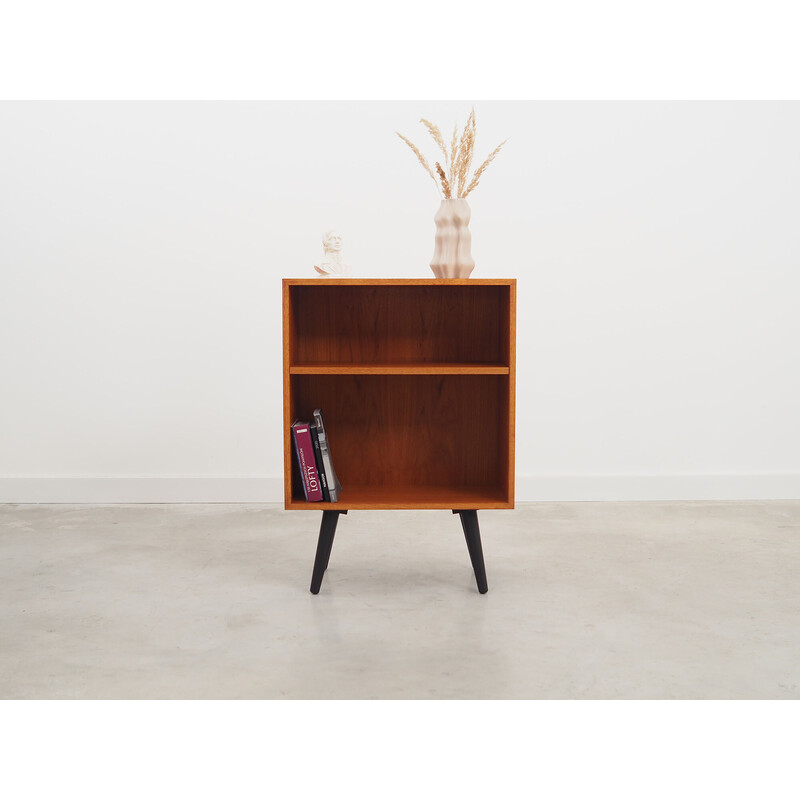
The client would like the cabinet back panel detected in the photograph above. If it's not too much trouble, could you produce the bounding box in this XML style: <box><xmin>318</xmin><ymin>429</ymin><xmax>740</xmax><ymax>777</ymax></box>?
<box><xmin>291</xmin><ymin>374</ymin><xmax>507</xmax><ymax>492</ymax></box>
<box><xmin>291</xmin><ymin>285</ymin><xmax>507</xmax><ymax>364</ymax></box>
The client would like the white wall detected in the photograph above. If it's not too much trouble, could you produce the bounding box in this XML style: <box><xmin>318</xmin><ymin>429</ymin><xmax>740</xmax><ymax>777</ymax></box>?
<box><xmin>1</xmin><ymin>101</ymin><xmax>799</xmax><ymax>502</ymax></box>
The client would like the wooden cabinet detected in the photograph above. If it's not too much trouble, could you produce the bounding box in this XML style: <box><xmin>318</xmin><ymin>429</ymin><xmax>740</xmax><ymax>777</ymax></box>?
<box><xmin>282</xmin><ymin>278</ymin><xmax>516</xmax><ymax>592</ymax></box>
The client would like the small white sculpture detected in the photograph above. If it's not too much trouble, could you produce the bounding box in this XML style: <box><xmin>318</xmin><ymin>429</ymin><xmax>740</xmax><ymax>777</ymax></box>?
<box><xmin>314</xmin><ymin>230</ymin><xmax>351</xmax><ymax>277</ymax></box>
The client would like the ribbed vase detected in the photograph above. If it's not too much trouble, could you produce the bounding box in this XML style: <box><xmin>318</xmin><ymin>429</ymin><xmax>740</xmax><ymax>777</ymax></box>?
<box><xmin>430</xmin><ymin>198</ymin><xmax>475</xmax><ymax>278</ymax></box>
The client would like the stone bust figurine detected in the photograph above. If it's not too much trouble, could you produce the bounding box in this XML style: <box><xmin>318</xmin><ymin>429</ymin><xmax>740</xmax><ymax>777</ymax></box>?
<box><xmin>314</xmin><ymin>230</ymin><xmax>351</xmax><ymax>277</ymax></box>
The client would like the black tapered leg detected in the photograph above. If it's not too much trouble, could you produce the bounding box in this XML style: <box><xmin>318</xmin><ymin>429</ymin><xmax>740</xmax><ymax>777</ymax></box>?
<box><xmin>453</xmin><ymin>510</ymin><xmax>488</xmax><ymax>593</ymax></box>
<box><xmin>462</xmin><ymin>510</ymin><xmax>488</xmax><ymax>594</ymax></box>
<box><xmin>310</xmin><ymin>510</ymin><xmax>346</xmax><ymax>594</ymax></box>
<box><xmin>322</xmin><ymin>529</ymin><xmax>335</xmax><ymax>572</ymax></box>
<box><xmin>462</xmin><ymin>514</ymin><xmax>478</xmax><ymax>565</ymax></box>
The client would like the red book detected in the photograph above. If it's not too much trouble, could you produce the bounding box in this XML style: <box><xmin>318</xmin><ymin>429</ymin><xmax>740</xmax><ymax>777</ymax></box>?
<box><xmin>291</xmin><ymin>421</ymin><xmax>323</xmax><ymax>501</ymax></box>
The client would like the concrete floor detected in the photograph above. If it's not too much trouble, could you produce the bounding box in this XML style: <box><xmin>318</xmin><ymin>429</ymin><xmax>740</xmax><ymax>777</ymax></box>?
<box><xmin>1</xmin><ymin>501</ymin><xmax>798</xmax><ymax>699</ymax></box>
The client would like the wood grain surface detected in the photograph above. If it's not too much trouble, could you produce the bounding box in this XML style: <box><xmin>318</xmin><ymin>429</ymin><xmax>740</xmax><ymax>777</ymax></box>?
<box><xmin>290</xmin><ymin>283</ymin><xmax>509</xmax><ymax>365</ymax></box>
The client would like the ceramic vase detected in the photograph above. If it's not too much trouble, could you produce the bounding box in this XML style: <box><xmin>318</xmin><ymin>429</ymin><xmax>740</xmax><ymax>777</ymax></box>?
<box><xmin>430</xmin><ymin>198</ymin><xmax>475</xmax><ymax>278</ymax></box>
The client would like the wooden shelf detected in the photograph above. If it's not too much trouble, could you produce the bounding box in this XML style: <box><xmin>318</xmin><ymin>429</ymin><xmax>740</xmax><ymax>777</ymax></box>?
<box><xmin>286</xmin><ymin>484</ymin><xmax>512</xmax><ymax>510</ymax></box>
<box><xmin>290</xmin><ymin>362</ymin><xmax>509</xmax><ymax>375</ymax></box>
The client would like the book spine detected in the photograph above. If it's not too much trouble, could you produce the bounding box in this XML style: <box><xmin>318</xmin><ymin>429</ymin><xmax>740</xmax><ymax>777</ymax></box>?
<box><xmin>317</xmin><ymin>432</ymin><xmax>338</xmax><ymax>503</ymax></box>
<box><xmin>291</xmin><ymin>423</ymin><xmax>323</xmax><ymax>502</ymax></box>
<box><xmin>322</xmin><ymin>445</ymin><xmax>340</xmax><ymax>501</ymax></box>
<box><xmin>309</xmin><ymin>424</ymin><xmax>330</xmax><ymax>502</ymax></box>
<box><xmin>322</xmin><ymin>450</ymin><xmax>337</xmax><ymax>502</ymax></box>
<box><xmin>313</xmin><ymin>409</ymin><xmax>341</xmax><ymax>501</ymax></box>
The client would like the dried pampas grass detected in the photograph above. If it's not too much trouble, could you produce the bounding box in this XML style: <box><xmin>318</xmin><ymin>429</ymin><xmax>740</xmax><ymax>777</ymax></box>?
<box><xmin>397</xmin><ymin>108</ymin><xmax>505</xmax><ymax>200</ymax></box>
<box><xmin>395</xmin><ymin>132</ymin><xmax>441</xmax><ymax>195</ymax></box>
<box><xmin>449</xmin><ymin>124</ymin><xmax>458</xmax><ymax>188</ymax></box>
<box><xmin>421</xmin><ymin>119</ymin><xmax>449</xmax><ymax>166</ymax></box>
<box><xmin>435</xmin><ymin>162</ymin><xmax>452</xmax><ymax>199</ymax></box>
<box><xmin>462</xmin><ymin>139</ymin><xmax>508</xmax><ymax>198</ymax></box>
<box><xmin>456</xmin><ymin>110</ymin><xmax>476</xmax><ymax>197</ymax></box>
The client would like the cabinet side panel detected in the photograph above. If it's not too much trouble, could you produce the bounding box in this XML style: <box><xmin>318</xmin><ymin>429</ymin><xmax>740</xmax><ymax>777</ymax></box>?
<box><xmin>507</xmin><ymin>281</ymin><xmax>516</xmax><ymax>504</ymax></box>
<box><xmin>283</xmin><ymin>281</ymin><xmax>293</xmax><ymax>507</ymax></box>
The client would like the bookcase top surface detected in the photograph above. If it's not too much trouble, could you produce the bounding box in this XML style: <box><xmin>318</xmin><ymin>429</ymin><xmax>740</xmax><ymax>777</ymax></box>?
<box><xmin>283</xmin><ymin>278</ymin><xmax>515</xmax><ymax>286</ymax></box>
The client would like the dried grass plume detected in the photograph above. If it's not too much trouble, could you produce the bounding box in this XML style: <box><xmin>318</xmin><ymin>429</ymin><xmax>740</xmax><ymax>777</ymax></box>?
<box><xmin>449</xmin><ymin>124</ymin><xmax>458</xmax><ymax>188</ymax></box>
<box><xmin>395</xmin><ymin>132</ymin><xmax>441</xmax><ymax>195</ymax></box>
<box><xmin>420</xmin><ymin>119</ymin><xmax>449</xmax><ymax>167</ymax></box>
<box><xmin>397</xmin><ymin>109</ymin><xmax>506</xmax><ymax>200</ymax></box>
<box><xmin>435</xmin><ymin>162</ymin><xmax>452</xmax><ymax>199</ymax></box>
<box><xmin>462</xmin><ymin>139</ymin><xmax>508</xmax><ymax>198</ymax></box>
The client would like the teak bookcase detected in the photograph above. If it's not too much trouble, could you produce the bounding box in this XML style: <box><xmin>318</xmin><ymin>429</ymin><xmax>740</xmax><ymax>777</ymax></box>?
<box><xmin>282</xmin><ymin>278</ymin><xmax>516</xmax><ymax>594</ymax></box>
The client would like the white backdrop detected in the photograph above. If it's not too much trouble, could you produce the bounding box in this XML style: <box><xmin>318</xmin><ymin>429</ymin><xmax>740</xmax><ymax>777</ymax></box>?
<box><xmin>1</xmin><ymin>101</ymin><xmax>799</xmax><ymax>501</ymax></box>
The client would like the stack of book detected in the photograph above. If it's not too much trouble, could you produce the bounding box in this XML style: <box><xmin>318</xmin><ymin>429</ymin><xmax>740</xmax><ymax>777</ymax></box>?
<box><xmin>291</xmin><ymin>408</ymin><xmax>343</xmax><ymax>502</ymax></box>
